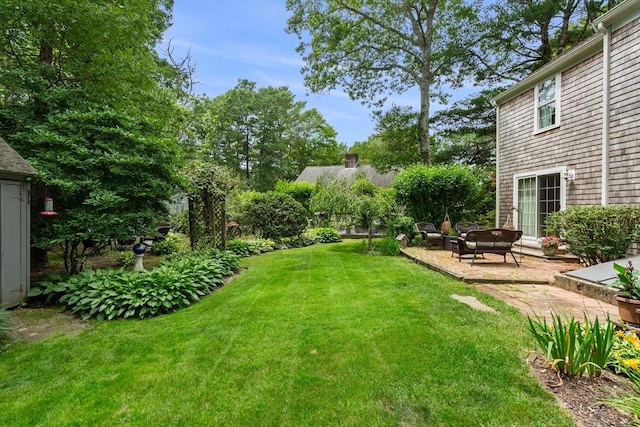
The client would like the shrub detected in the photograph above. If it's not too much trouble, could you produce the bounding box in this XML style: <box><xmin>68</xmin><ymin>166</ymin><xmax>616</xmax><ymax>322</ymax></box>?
<box><xmin>226</xmin><ymin>238</ymin><xmax>276</xmax><ymax>256</ymax></box>
<box><xmin>152</xmin><ymin>234</ymin><xmax>180</xmax><ymax>255</ymax></box>
<box><xmin>28</xmin><ymin>250</ymin><xmax>240</xmax><ymax>320</ymax></box>
<box><xmin>116</xmin><ymin>251</ymin><xmax>136</xmax><ymax>267</ymax></box>
<box><xmin>226</xmin><ymin>239</ymin><xmax>251</xmax><ymax>257</ymax></box>
<box><xmin>169</xmin><ymin>211</ymin><xmax>190</xmax><ymax>233</ymax></box>
<box><xmin>372</xmin><ymin>237</ymin><xmax>400</xmax><ymax>256</ymax></box>
<box><xmin>546</xmin><ymin>205</ymin><xmax>640</xmax><ymax>266</ymax></box>
<box><xmin>528</xmin><ymin>313</ymin><xmax>615</xmax><ymax>377</ymax></box>
<box><xmin>393</xmin><ymin>163</ymin><xmax>480</xmax><ymax>226</ymax></box>
<box><xmin>0</xmin><ymin>308</ymin><xmax>10</xmax><ymax>353</ymax></box>
<box><xmin>278</xmin><ymin>235</ymin><xmax>315</xmax><ymax>249</ymax></box>
<box><xmin>274</xmin><ymin>180</ymin><xmax>315</xmax><ymax>212</ymax></box>
<box><xmin>241</xmin><ymin>191</ymin><xmax>308</xmax><ymax>240</ymax></box>
<box><xmin>308</xmin><ymin>227</ymin><xmax>342</xmax><ymax>243</ymax></box>
<box><xmin>386</xmin><ymin>215</ymin><xmax>417</xmax><ymax>242</ymax></box>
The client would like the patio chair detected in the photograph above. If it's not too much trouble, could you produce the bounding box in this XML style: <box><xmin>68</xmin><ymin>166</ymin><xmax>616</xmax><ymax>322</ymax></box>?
<box><xmin>415</xmin><ymin>222</ymin><xmax>442</xmax><ymax>249</ymax></box>
<box><xmin>455</xmin><ymin>222</ymin><xmax>479</xmax><ymax>238</ymax></box>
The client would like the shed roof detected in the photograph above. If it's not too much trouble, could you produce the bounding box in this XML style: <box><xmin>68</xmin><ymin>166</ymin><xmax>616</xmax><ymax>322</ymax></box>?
<box><xmin>0</xmin><ymin>137</ymin><xmax>37</xmax><ymax>176</ymax></box>
<box><xmin>296</xmin><ymin>164</ymin><xmax>395</xmax><ymax>188</ymax></box>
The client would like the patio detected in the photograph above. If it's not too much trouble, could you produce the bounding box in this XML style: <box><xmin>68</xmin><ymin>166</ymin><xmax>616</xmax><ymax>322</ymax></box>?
<box><xmin>401</xmin><ymin>245</ymin><xmax>618</xmax><ymax>322</ymax></box>
<box><xmin>401</xmin><ymin>245</ymin><xmax>576</xmax><ymax>284</ymax></box>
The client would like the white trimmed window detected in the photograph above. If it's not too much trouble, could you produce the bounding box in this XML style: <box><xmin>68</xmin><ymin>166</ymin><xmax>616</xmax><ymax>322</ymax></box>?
<box><xmin>534</xmin><ymin>75</ymin><xmax>560</xmax><ymax>132</ymax></box>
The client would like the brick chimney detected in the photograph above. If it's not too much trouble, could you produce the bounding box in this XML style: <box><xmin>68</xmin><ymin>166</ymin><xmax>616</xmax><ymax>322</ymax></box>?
<box><xmin>345</xmin><ymin>153</ymin><xmax>358</xmax><ymax>168</ymax></box>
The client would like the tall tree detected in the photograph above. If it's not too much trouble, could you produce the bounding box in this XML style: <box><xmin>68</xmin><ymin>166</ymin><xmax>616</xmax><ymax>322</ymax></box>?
<box><xmin>0</xmin><ymin>0</ymin><xmax>186</xmax><ymax>273</ymax></box>
<box><xmin>286</xmin><ymin>0</ymin><xmax>481</xmax><ymax>165</ymax></box>
<box><xmin>431</xmin><ymin>89</ymin><xmax>501</xmax><ymax>166</ymax></box>
<box><xmin>472</xmin><ymin>0</ymin><xmax>617</xmax><ymax>83</ymax></box>
<box><xmin>285</xmin><ymin>108</ymin><xmax>346</xmax><ymax>175</ymax></box>
<box><xmin>188</xmin><ymin>80</ymin><xmax>343</xmax><ymax>191</ymax></box>
<box><xmin>351</xmin><ymin>105</ymin><xmax>421</xmax><ymax>173</ymax></box>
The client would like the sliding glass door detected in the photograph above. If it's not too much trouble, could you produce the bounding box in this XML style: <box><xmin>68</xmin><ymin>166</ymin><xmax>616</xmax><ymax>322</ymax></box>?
<box><xmin>514</xmin><ymin>170</ymin><xmax>563</xmax><ymax>239</ymax></box>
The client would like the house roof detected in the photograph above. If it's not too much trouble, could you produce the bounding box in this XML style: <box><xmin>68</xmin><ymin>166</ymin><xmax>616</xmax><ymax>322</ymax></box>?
<box><xmin>0</xmin><ymin>137</ymin><xmax>37</xmax><ymax>176</ymax></box>
<box><xmin>493</xmin><ymin>0</ymin><xmax>640</xmax><ymax>106</ymax></box>
<box><xmin>296</xmin><ymin>164</ymin><xmax>396</xmax><ymax>188</ymax></box>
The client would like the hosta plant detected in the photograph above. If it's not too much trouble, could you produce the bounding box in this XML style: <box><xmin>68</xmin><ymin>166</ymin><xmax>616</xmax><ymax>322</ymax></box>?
<box><xmin>28</xmin><ymin>249</ymin><xmax>239</xmax><ymax>320</ymax></box>
<box><xmin>308</xmin><ymin>227</ymin><xmax>341</xmax><ymax>243</ymax></box>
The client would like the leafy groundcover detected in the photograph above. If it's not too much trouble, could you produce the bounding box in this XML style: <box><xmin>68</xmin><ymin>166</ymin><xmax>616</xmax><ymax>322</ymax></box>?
<box><xmin>28</xmin><ymin>250</ymin><xmax>239</xmax><ymax>320</ymax></box>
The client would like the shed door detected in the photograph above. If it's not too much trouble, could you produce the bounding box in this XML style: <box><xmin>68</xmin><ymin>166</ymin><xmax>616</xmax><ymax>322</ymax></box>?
<box><xmin>1</xmin><ymin>180</ymin><xmax>26</xmax><ymax>308</ymax></box>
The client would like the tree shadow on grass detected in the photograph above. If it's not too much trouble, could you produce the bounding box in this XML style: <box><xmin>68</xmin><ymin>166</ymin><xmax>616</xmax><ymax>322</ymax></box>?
<box><xmin>326</xmin><ymin>239</ymin><xmax>369</xmax><ymax>255</ymax></box>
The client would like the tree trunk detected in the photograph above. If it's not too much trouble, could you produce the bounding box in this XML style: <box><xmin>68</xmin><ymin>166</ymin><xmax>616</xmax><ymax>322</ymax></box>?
<box><xmin>418</xmin><ymin>85</ymin><xmax>431</xmax><ymax>165</ymax></box>
<box><xmin>188</xmin><ymin>196</ymin><xmax>198</xmax><ymax>249</ymax></box>
<box><xmin>31</xmin><ymin>247</ymin><xmax>48</xmax><ymax>271</ymax></box>
<box><xmin>35</xmin><ymin>37</ymin><xmax>54</xmax><ymax>117</ymax></box>
<box><xmin>417</xmin><ymin>1</ymin><xmax>438</xmax><ymax>166</ymax></box>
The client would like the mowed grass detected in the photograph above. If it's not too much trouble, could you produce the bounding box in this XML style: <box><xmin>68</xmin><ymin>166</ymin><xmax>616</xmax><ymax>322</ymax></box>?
<box><xmin>0</xmin><ymin>241</ymin><xmax>573</xmax><ymax>426</ymax></box>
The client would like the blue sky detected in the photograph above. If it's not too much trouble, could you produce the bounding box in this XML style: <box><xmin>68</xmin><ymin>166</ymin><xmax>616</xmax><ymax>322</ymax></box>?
<box><xmin>162</xmin><ymin>0</ymin><xmax>471</xmax><ymax>146</ymax></box>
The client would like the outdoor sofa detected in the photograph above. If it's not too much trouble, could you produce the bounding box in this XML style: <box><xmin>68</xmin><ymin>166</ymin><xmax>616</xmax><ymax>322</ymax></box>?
<box><xmin>453</xmin><ymin>228</ymin><xmax>523</xmax><ymax>267</ymax></box>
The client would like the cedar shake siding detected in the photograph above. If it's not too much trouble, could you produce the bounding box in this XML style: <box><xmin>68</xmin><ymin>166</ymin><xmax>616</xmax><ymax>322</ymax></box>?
<box><xmin>497</xmin><ymin>52</ymin><xmax>604</xmax><ymax>225</ymax></box>
<box><xmin>494</xmin><ymin>0</ymin><xmax>640</xmax><ymax>241</ymax></box>
<box><xmin>609</xmin><ymin>17</ymin><xmax>640</xmax><ymax>204</ymax></box>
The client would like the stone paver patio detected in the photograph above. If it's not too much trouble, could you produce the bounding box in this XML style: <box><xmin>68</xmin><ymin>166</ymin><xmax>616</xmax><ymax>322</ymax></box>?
<box><xmin>402</xmin><ymin>246</ymin><xmax>576</xmax><ymax>284</ymax></box>
<box><xmin>401</xmin><ymin>246</ymin><xmax>618</xmax><ymax>322</ymax></box>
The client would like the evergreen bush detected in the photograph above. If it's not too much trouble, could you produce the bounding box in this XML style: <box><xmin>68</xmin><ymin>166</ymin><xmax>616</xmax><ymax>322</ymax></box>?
<box><xmin>386</xmin><ymin>215</ymin><xmax>417</xmax><ymax>242</ymax></box>
<box><xmin>241</xmin><ymin>191</ymin><xmax>308</xmax><ymax>240</ymax></box>
<box><xmin>274</xmin><ymin>180</ymin><xmax>315</xmax><ymax>213</ymax></box>
<box><xmin>546</xmin><ymin>205</ymin><xmax>640</xmax><ymax>266</ymax></box>
<box><xmin>393</xmin><ymin>163</ymin><xmax>480</xmax><ymax>225</ymax></box>
<box><xmin>152</xmin><ymin>234</ymin><xmax>180</xmax><ymax>255</ymax></box>
<box><xmin>115</xmin><ymin>251</ymin><xmax>136</xmax><ymax>267</ymax></box>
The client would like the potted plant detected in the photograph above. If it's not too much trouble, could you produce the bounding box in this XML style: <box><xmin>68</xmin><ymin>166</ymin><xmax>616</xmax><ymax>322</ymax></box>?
<box><xmin>539</xmin><ymin>235</ymin><xmax>562</xmax><ymax>256</ymax></box>
<box><xmin>609</xmin><ymin>260</ymin><xmax>640</xmax><ymax>324</ymax></box>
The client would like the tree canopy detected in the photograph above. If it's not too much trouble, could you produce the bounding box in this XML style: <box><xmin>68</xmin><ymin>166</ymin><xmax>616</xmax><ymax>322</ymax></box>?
<box><xmin>0</xmin><ymin>0</ymin><xmax>186</xmax><ymax>273</ymax></box>
<box><xmin>472</xmin><ymin>0</ymin><xmax>618</xmax><ymax>83</ymax></box>
<box><xmin>185</xmin><ymin>79</ymin><xmax>345</xmax><ymax>191</ymax></box>
<box><xmin>286</xmin><ymin>0</ymin><xmax>482</xmax><ymax>165</ymax></box>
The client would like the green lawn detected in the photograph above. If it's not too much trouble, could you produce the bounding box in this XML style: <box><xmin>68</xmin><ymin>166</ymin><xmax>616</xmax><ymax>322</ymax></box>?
<box><xmin>0</xmin><ymin>241</ymin><xmax>573</xmax><ymax>426</ymax></box>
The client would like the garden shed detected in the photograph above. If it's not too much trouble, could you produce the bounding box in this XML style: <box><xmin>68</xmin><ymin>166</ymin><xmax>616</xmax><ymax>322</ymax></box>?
<box><xmin>0</xmin><ymin>137</ymin><xmax>37</xmax><ymax>308</ymax></box>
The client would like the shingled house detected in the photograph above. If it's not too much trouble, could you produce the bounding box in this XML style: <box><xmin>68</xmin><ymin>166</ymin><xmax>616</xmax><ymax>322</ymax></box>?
<box><xmin>295</xmin><ymin>153</ymin><xmax>395</xmax><ymax>187</ymax></box>
<box><xmin>492</xmin><ymin>0</ymin><xmax>640</xmax><ymax>246</ymax></box>
<box><xmin>0</xmin><ymin>137</ymin><xmax>37</xmax><ymax>308</ymax></box>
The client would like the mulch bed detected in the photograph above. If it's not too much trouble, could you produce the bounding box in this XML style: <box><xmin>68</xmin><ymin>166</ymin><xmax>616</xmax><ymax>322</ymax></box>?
<box><xmin>527</xmin><ymin>352</ymin><xmax>637</xmax><ymax>426</ymax></box>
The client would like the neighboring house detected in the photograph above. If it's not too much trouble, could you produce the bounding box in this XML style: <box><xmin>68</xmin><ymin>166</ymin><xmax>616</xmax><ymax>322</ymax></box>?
<box><xmin>0</xmin><ymin>137</ymin><xmax>37</xmax><ymax>308</ymax></box>
<box><xmin>295</xmin><ymin>153</ymin><xmax>396</xmax><ymax>187</ymax></box>
<box><xmin>492</xmin><ymin>0</ymin><xmax>640</xmax><ymax>247</ymax></box>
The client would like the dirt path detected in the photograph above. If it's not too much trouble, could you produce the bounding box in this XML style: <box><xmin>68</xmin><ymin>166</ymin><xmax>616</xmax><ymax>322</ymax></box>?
<box><xmin>7</xmin><ymin>307</ymin><xmax>90</xmax><ymax>343</ymax></box>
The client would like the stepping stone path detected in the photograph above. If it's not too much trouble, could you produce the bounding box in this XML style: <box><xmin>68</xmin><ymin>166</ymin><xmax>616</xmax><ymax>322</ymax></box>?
<box><xmin>450</xmin><ymin>294</ymin><xmax>496</xmax><ymax>312</ymax></box>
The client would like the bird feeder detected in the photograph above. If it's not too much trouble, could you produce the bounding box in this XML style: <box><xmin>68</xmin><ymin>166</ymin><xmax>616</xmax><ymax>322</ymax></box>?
<box><xmin>39</xmin><ymin>197</ymin><xmax>58</xmax><ymax>216</ymax></box>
